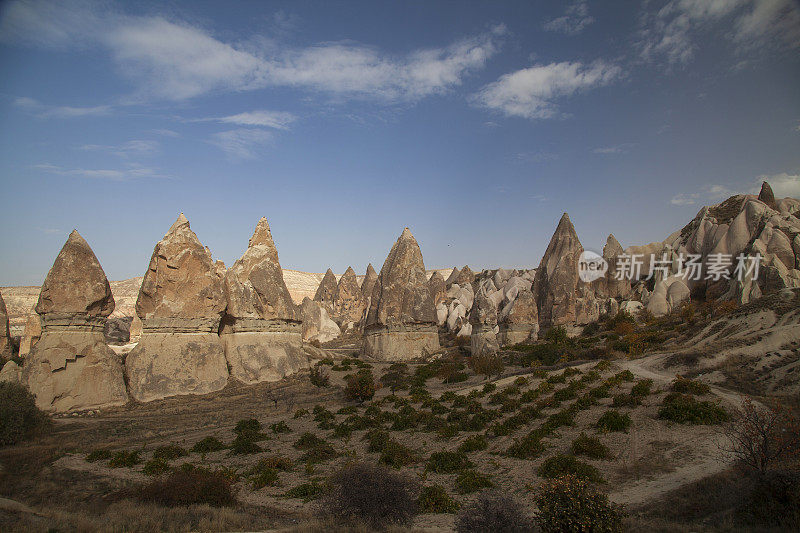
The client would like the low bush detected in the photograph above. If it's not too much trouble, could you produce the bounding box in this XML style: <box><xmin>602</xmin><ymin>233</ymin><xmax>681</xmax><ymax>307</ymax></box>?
<box><xmin>671</xmin><ymin>377</ymin><xmax>710</xmax><ymax>395</ymax></box>
<box><xmin>612</xmin><ymin>393</ymin><xmax>642</xmax><ymax>408</ymax></box>
<box><xmin>0</xmin><ymin>382</ymin><xmax>49</xmax><ymax>446</ymax></box>
<box><xmin>283</xmin><ymin>480</ymin><xmax>325</xmax><ymax>501</ymax></box>
<box><xmin>630</xmin><ymin>378</ymin><xmax>654</xmax><ymax>397</ymax></box>
<box><xmin>455</xmin><ymin>490</ymin><xmax>534</xmax><ymax>533</ymax></box>
<box><xmin>469</xmin><ymin>352</ymin><xmax>505</xmax><ymax>378</ymax></box>
<box><xmin>380</xmin><ymin>439</ymin><xmax>418</xmax><ymax>469</ymax></box>
<box><xmin>426</xmin><ymin>450</ymin><xmax>473</xmax><ymax>473</ymax></box>
<box><xmin>419</xmin><ymin>484</ymin><xmax>460</xmax><ymax>513</ymax></box>
<box><xmin>319</xmin><ymin>462</ymin><xmax>419</xmax><ymax>528</ymax></box>
<box><xmin>86</xmin><ymin>449</ymin><xmax>113</xmax><ymax>462</ymax></box>
<box><xmin>250</xmin><ymin>455</ymin><xmax>293</xmax><ymax>472</ymax></box>
<box><xmin>250</xmin><ymin>466</ymin><xmax>279</xmax><ymax>489</ymax></box>
<box><xmin>234</xmin><ymin>418</ymin><xmax>267</xmax><ymax>440</ymax></box>
<box><xmin>136</xmin><ymin>468</ymin><xmax>236</xmax><ymax>507</ymax></box>
<box><xmin>537</xmin><ymin>454</ymin><xmax>604</xmax><ymax>483</ymax></box>
<box><xmin>344</xmin><ymin>369</ymin><xmax>377</xmax><ymax>402</ymax></box>
<box><xmin>596</xmin><ymin>410</ymin><xmax>631</xmax><ymax>433</ymax></box>
<box><xmin>293</xmin><ymin>408</ymin><xmax>309</xmax><ymax>419</ymax></box>
<box><xmin>229</xmin><ymin>435</ymin><xmax>262</xmax><ymax>455</ymax></box>
<box><xmin>142</xmin><ymin>457</ymin><xmax>171</xmax><ymax>476</ymax></box>
<box><xmin>309</xmin><ymin>365</ymin><xmax>330</xmax><ymax>387</ymax></box>
<box><xmin>109</xmin><ymin>450</ymin><xmax>141</xmax><ymax>468</ymax></box>
<box><xmin>659</xmin><ymin>393</ymin><xmax>728</xmax><ymax>425</ymax></box>
<box><xmin>191</xmin><ymin>436</ymin><xmax>227</xmax><ymax>454</ymax></box>
<box><xmin>293</xmin><ymin>432</ymin><xmax>336</xmax><ymax>463</ymax></box>
<box><xmin>571</xmin><ymin>433</ymin><xmax>612</xmax><ymax>460</ymax></box>
<box><xmin>152</xmin><ymin>444</ymin><xmax>188</xmax><ymax>461</ymax></box>
<box><xmin>270</xmin><ymin>421</ymin><xmax>291</xmax><ymax>434</ymax></box>
<box><xmin>455</xmin><ymin>469</ymin><xmax>494</xmax><ymax>494</ymax></box>
<box><xmin>506</xmin><ymin>433</ymin><xmax>546</xmax><ymax>460</ymax></box>
<box><xmin>738</xmin><ymin>469</ymin><xmax>800</xmax><ymax>529</ymax></box>
<box><xmin>534</xmin><ymin>475</ymin><xmax>625</xmax><ymax>532</ymax></box>
<box><xmin>458</xmin><ymin>434</ymin><xmax>488</xmax><ymax>454</ymax></box>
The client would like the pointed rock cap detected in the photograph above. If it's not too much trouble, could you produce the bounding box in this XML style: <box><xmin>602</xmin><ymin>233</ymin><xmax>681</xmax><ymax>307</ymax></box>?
<box><xmin>167</xmin><ymin>212</ymin><xmax>190</xmax><ymax>235</ymax></box>
<box><xmin>400</xmin><ymin>227</ymin><xmax>414</xmax><ymax>239</ymax></box>
<box><xmin>248</xmin><ymin>217</ymin><xmax>276</xmax><ymax>248</ymax></box>
<box><xmin>365</xmin><ymin>263</ymin><xmax>377</xmax><ymax>277</ymax></box>
<box><xmin>445</xmin><ymin>267</ymin><xmax>460</xmax><ymax>286</ymax></box>
<box><xmin>361</xmin><ymin>263</ymin><xmax>379</xmax><ymax>297</ymax></box>
<box><xmin>314</xmin><ymin>268</ymin><xmax>338</xmax><ymax>303</ymax></box>
<box><xmin>603</xmin><ymin>234</ymin><xmax>624</xmax><ymax>259</ymax></box>
<box><xmin>455</xmin><ymin>265</ymin><xmax>475</xmax><ymax>286</ymax></box>
<box><xmin>36</xmin><ymin>230</ymin><xmax>115</xmax><ymax>318</ymax></box>
<box><xmin>758</xmin><ymin>181</ymin><xmax>777</xmax><ymax>210</ymax></box>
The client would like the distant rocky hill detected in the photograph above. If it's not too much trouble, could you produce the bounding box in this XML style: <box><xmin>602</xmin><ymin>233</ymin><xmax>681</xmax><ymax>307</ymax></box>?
<box><xmin>0</xmin><ymin>268</ymin><xmax>455</xmax><ymax>336</ymax></box>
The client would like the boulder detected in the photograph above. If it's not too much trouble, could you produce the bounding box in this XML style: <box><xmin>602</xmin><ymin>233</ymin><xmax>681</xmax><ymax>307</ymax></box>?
<box><xmin>333</xmin><ymin>266</ymin><xmax>366</xmax><ymax>326</ymax></box>
<box><xmin>427</xmin><ymin>271</ymin><xmax>447</xmax><ymax>306</ymax></box>
<box><xmin>435</xmin><ymin>302</ymin><xmax>448</xmax><ymax>326</ymax></box>
<box><xmin>301</xmin><ymin>298</ymin><xmax>341</xmax><ymax>343</ymax></box>
<box><xmin>0</xmin><ymin>361</ymin><xmax>21</xmax><ymax>383</ymax></box>
<box><xmin>313</xmin><ymin>268</ymin><xmax>337</xmax><ymax>311</ymax></box>
<box><xmin>493</xmin><ymin>268</ymin><xmax>512</xmax><ymax>288</ymax></box>
<box><xmin>363</xmin><ymin>228</ymin><xmax>439</xmax><ymax>360</ymax></box>
<box><xmin>125</xmin><ymin>214</ymin><xmax>228</xmax><ymax>402</ymax></box>
<box><xmin>220</xmin><ymin>218</ymin><xmax>307</xmax><ymax>385</ymax></box>
<box><xmin>533</xmin><ymin>213</ymin><xmax>584</xmax><ymax>327</ymax></box>
<box><xmin>667</xmin><ymin>279</ymin><xmax>691</xmax><ymax>308</ymax></box>
<box><xmin>0</xmin><ymin>293</ymin><xmax>11</xmax><ymax>360</ymax></box>
<box><xmin>22</xmin><ymin>231</ymin><xmax>128</xmax><ymax>412</ymax></box>
<box><xmin>646</xmin><ymin>281</ymin><xmax>671</xmax><ymax>317</ymax></box>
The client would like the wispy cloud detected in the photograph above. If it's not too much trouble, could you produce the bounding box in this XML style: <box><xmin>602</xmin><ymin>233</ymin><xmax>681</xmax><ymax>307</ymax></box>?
<box><xmin>755</xmin><ymin>173</ymin><xmax>800</xmax><ymax>198</ymax></box>
<box><xmin>150</xmin><ymin>128</ymin><xmax>180</xmax><ymax>137</ymax></box>
<box><xmin>592</xmin><ymin>143</ymin><xmax>635</xmax><ymax>155</ymax></box>
<box><xmin>209</xmin><ymin>129</ymin><xmax>274</xmax><ymax>160</ymax></box>
<box><xmin>671</xmin><ymin>173</ymin><xmax>800</xmax><ymax>207</ymax></box>
<box><xmin>0</xmin><ymin>1</ymin><xmax>506</xmax><ymax>103</ymax></box>
<box><xmin>33</xmin><ymin>162</ymin><xmax>170</xmax><ymax>180</ymax></box>
<box><xmin>79</xmin><ymin>139</ymin><xmax>159</xmax><ymax>157</ymax></box>
<box><xmin>517</xmin><ymin>151</ymin><xmax>559</xmax><ymax>163</ymax></box>
<box><xmin>194</xmin><ymin>110</ymin><xmax>297</xmax><ymax>130</ymax></box>
<box><xmin>474</xmin><ymin>60</ymin><xmax>622</xmax><ymax>120</ymax></box>
<box><xmin>639</xmin><ymin>0</ymin><xmax>800</xmax><ymax>67</ymax></box>
<box><xmin>670</xmin><ymin>192</ymin><xmax>700</xmax><ymax>206</ymax></box>
<box><xmin>13</xmin><ymin>96</ymin><xmax>111</xmax><ymax>118</ymax></box>
<box><xmin>543</xmin><ymin>1</ymin><xmax>594</xmax><ymax>35</ymax></box>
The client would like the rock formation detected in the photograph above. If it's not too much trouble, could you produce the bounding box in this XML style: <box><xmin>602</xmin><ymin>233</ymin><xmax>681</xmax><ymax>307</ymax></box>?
<box><xmin>455</xmin><ymin>265</ymin><xmax>475</xmax><ymax>287</ymax></box>
<box><xmin>758</xmin><ymin>181</ymin><xmax>777</xmax><ymax>210</ymax></box>
<box><xmin>427</xmin><ymin>271</ymin><xmax>447</xmax><ymax>306</ymax></box>
<box><xmin>125</xmin><ymin>214</ymin><xmax>229</xmax><ymax>402</ymax></box>
<box><xmin>333</xmin><ymin>266</ymin><xmax>365</xmax><ymax>330</ymax></box>
<box><xmin>445</xmin><ymin>267</ymin><xmax>460</xmax><ymax>287</ymax></box>
<box><xmin>594</xmin><ymin>234</ymin><xmax>632</xmax><ymax>300</ymax></box>
<box><xmin>22</xmin><ymin>230</ymin><xmax>128</xmax><ymax>411</ymax></box>
<box><xmin>363</xmin><ymin>228</ymin><xmax>439</xmax><ymax>360</ymax></box>
<box><xmin>533</xmin><ymin>213</ymin><xmax>584</xmax><ymax>327</ymax></box>
<box><xmin>498</xmin><ymin>290</ymin><xmax>538</xmax><ymax>345</ymax></box>
<box><xmin>0</xmin><ymin>292</ymin><xmax>12</xmax><ymax>360</ymax></box>
<box><xmin>470</xmin><ymin>292</ymin><xmax>499</xmax><ymax>355</ymax></box>
<box><xmin>18</xmin><ymin>314</ymin><xmax>41</xmax><ymax>357</ymax></box>
<box><xmin>361</xmin><ymin>264</ymin><xmax>378</xmax><ymax>299</ymax></box>
<box><xmin>220</xmin><ymin>218</ymin><xmax>307</xmax><ymax>385</ymax></box>
<box><xmin>301</xmin><ymin>298</ymin><xmax>341</xmax><ymax>343</ymax></box>
<box><xmin>313</xmin><ymin>268</ymin><xmax>337</xmax><ymax>311</ymax></box>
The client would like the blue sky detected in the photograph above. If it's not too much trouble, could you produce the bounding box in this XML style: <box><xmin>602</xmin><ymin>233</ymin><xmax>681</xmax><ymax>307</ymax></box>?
<box><xmin>0</xmin><ymin>0</ymin><xmax>798</xmax><ymax>286</ymax></box>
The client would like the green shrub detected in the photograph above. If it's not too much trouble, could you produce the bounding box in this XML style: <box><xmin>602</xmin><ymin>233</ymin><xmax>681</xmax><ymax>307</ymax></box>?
<box><xmin>109</xmin><ymin>450</ymin><xmax>141</xmax><ymax>468</ymax></box>
<box><xmin>544</xmin><ymin>326</ymin><xmax>569</xmax><ymax>345</ymax></box>
<box><xmin>612</xmin><ymin>393</ymin><xmax>642</xmax><ymax>408</ymax></box>
<box><xmin>249</xmin><ymin>455</ymin><xmax>293</xmax><ymax>473</ymax></box>
<box><xmin>594</xmin><ymin>360</ymin><xmax>613</xmax><ymax>371</ymax></box>
<box><xmin>294</xmin><ymin>432</ymin><xmax>336</xmax><ymax>463</ymax></box>
<box><xmin>738</xmin><ymin>469</ymin><xmax>800</xmax><ymax>529</ymax></box>
<box><xmin>455</xmin><ymin>470</ymin><xmax>494</xmax><ymax>494</ymax></box>
<box><xmin>142</xmin><ymin>457</ymin><xmax>172</xmax><ymax>476</ymax></box>
<box><xmin>234</xmin><ymin>418</ymin><xmax>266</xmax><ymax>440</ymax></box>
<box><xmin>534</xmin><ymin>475</ymin><xmax>625</xmax><ymax>532</ymax></box>
<box><xmin>469</xmin><ymin>352</ymin><xmax>505</xmax><ymax>378</ymax></box>
<box><xmin>0</xmin><ymin>382</ymin><xmax>49</xmax><ymax>446</ymax></box>
<box><xmin>482</xmin><ymin>383</ymin><xmax>497</xmax><ymax>394</ymax></box>
<box><xmin>251</xmin><ymin>466</ymin><xmax>279</xmax><ymax>489</ymax></box>
<box><xmin>516</xmin><ymin>343</ymin><xmax>562</xmax><ymax>367</ymax></box>
<box><xmin>270</xmin><ymin>421</ymin><xmax>291</xmax><ymax>434</ymax></box>
<box><xmin>506</xmin><ymin>433</ymin><xmax>546</xmax><ymax>459</ymax></box>
<box><xmin>419</xmin><ymin>484</ymin><xmax>460</xmax><ymax>513</ymax></box>
<box><xmin>658</xmin><ymin>393</ymin><xmax>728</xmax><ymax>424</ymax></box>
<box><xmin>458</xmin><ymin>434</ymin><xmax>488</xmax><ymax>454</ymax></box>
<box><xmin>538</xmin><ymin>454</ymin><xmax>604</xmax><ymax>483</ymax></box>
<box><xmin>229</xmin><ymin>435</ymin><xmax>262</xmax><ymax>455</ymax></box>
<box><xmin>152</xmin><ymin>444</ymin><xmax>188</xmax><ymax>461</ymax></box>
<box><xmin>293</xmin><ymin>408</ymin><xmax>309</xmax><ymax>418</ymax></box>
<box><xmin>320</xmin><ymin>462</ymin><xmax>419</xmax><ymax>527</ymax></box>
<box><xmin>571</xmin><ymin>433</ymin><xmax>612</xmax><ymax>460</ymax></box>
<box><xmin>344</xmin><ymin>369</ymin><xmax>377</xmax><ymax>402</ymax></box>
<box><xmin>380</xmin><ymin>440</ymin><xmax>418</xmax><ymax>469</ymax></box>
<box><xmin>596</xmin><ymin>410</ymin><xmax>631</xmax><ymax>433</ymax></box>
<box><xmin>615</xmin><ymin>370</ymin><xmax>634</xmax><ymax>382</ymax></box>
<box><xmin>309</xmin><ymin>365</ymin><xmax>330</xmax><ymax>387</ymax></box>
<box><xmin>455</xmin><ymin>490</ymin><xmax>534</xmax><ymax>532</ymax></box>
<box><xmin>380</xmin><ymin>363</ymin><xmax>411</xmax><ymax>392</ymax></box>
<box><xmin>631</xmin><ymin>378</ymin><xmax>653</xmax><ymax>397</ymax></box>
<box><xmin>191</xmin><ymin>436</ymin><xmax>227</xmax><ymax>454</ymax></box>
<box><xmin>671</xmin><ymin>378</ymin><xmax>710</xmax><ymax>395</ymax></box>
<box><xmin>86</xmin><ymin>449</ymin><xmax>113</xmax><ymax>462</ymax></box>
<box><xmin>136</xmin><ymin>468</ymin><xmax>236</xmax><ymax>507</ymax></box>
<box><xmin>364</xmin><ymin>429</ymin><xmax>390</xmax><ymax>453</ymax></box>
<box><xmin>284</xmin><ymin>480</ymin><xmax>326</xmax><ymax>501</ymax></box>
<box><xmin>426</xmin><ymin>451</ymin><xmax>473</xmax><ymax>473</ymax></box>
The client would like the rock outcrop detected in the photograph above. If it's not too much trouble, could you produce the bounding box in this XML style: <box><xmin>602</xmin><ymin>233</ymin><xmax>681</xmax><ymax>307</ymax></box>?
<box><xmin>361</xmin><ymin>264</ymin><xmax>378</xmax><ymax>299</ymax></box>
<box><xmin>0</xmin><ymin>293</ymin><xmax>11</xmax><ymax>360</ymax></box>
<box><xmin>125</xmin><ymin>214</ymin><xmax>229</xmax><ymax>402</ymax></box>
<box><xmin>498</xmin><ymin>290</ymin><xmax>538</xmax><ymax>345</ymax></box>
<box><xmin>301</xmin><ymin>298</ymin><xmax>341</xmax><ymax>343</ymax></box>
<box><xmin>22</xmin><ymin>231</ymin><xmax>128</xmax><ymax>412</ymax></box>
<box><xmin>313</xmin><ymin>268</ymin><xmax>337</xmax><ymax>311</ymax></box>
<box><xmin>220</xmin><ymin>218</ymin><xmax>307</xmax><ymax>385</ymax></box>
<box><xmin>427</xmin><ymin>271</ymin><xmax>447</xmax><ymax>306</ymax></box>
<box><xmin>758</xmin><ymin>181</ymin><xmax>777</xmax><ymax>210</ymax></box>
<box><xmin>533</xmin><ymin>213</ymin><xmax>585</xmax><ymax>327</ymax></box>
<box><xmin>18</xmin><ymin>314</ymin><xmax>41</xmax><ymax>357</ymax></box>
<box><xmin>333</xmin><ymin>266</ymin><xmax>365</xmax><ymax>330</ymax></box>
<box><xmin>445</xmin><ymin>267</ymin><xmax>460</xmax><ymax>287</ymax></box>
<box><xmin>363</xmin><ymin>228</ymin><xmax>439</xmax><ymax>360</ymax></box>
<box><xmin>470</xmin><ymin>292</ymin><xmax>499</xmax><ymax>355</ymax></box>
<box><xmin>455</xmin><ymin>265</ymin><xmax>475</xmax><ymax>287</ymax></box>
<box><xmin>594</xmin><ymin>234</ymin><xmax>632</xmax><ymax>300</ymax></box>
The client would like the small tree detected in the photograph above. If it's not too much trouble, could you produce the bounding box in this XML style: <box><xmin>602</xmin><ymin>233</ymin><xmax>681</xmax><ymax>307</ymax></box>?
<box><xmin>720</xmin><ymin>396</ymin><xmax>800</xmax><ymax>473</ymax></box>
<box><xmin>344</xmin><ymin>369</ymin><xmax>377</xmax><ymax>403</ymax></box>
<box><xmin>0</xmin><ymin>382</ymin><xmax>49</xmax><ymax>446</ymax></box>
<box><xmin>534</xmin><ymin>475</ymin><xmax>625</xmax><ymax>533</ymax></box>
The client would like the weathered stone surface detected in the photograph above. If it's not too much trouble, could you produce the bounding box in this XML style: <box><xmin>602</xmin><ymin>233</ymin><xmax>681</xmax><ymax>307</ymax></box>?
<box><xmin>220</xmin><ymin>218</ymin><xmax>306</xmax><ymax>385</ymax></box>
<box><xmin>313</xmin><ymin>268</ymin><xmax>337</xmax><ymax>308</ymax></box>
<box><xmin>758</xmin><ymin>181</ymin><xmax>777</xmax><ymax>210</ymax></box>
<box><xmin>445</xmin><ymin>267</ymin><xmax>460</xmax><ymax>287</ymax></box>
<box><xmin>470</xmin><ymin>292</ymin><xmax>499</xmax><ymax>355</ymax></box>
<box><xmin>0</xmin><ymin>292</ymin><xmax>11</xmax><ymax>360</ymax></box>
<box><xmin>333</xmin><ymin>266</ymin><xmax>366</xmax><ymax>326</ymax></box>
<box><xmin>126</xmin><ymin>214</ymin><xmax>228</xmax><ymax>401</ymax></box>
<box><xmin>104</xmin><ymin>317</ymin><xmax>132</xmax><ymax>345</ymax></box>
<box><xmin>427</xmin><ymin>271</ymin><xmax>447</xmax><ymax>306</ymax></box>
<box><xmin>301</xmin><ymin>298</ymin><xmax>341</xmax><ymax>343</ymax></box>
<box><xmin>0</xmin><ymin>360</ymin><xmax>21</xmax><ymax>383</ymax></box>
<box><xmin>22</xmin><ymin>231</ymin><xmax>127</xmax><ymax>412</ymax></box>
<box><xmin>361</xmin><ymin>264</ymin><xmax>378</xmax><ymax>299</ymax></box>
<box><xmin>594</xmin><ymin>234</ymin><xmax>632</xmax><ymax>299</ymax></box>
<box><xmin>18</xmin><ymin>314</ymin><xmax>41</xmax><ymax>357</ymax></box>
<box><xmin>363</xmin><ymin>228</ymin><xmax>439</xmax><ymax>360</ymax></box>
<box><xmin>455</xmin><ymin>265</ymin><xmax>475</xmax><ymax>287</ymax></box>
<box><xmin>533</xmin><ymin>213</ymin><xmax>584</xmax><ymax>327</ymax></box>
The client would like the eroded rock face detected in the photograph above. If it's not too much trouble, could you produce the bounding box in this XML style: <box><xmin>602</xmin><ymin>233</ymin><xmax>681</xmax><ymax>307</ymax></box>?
<box><xmin>594</xmin><ymin>234</ymin><xmax>632</xmax><ymax>300</ymax></box>
<box><xmin>533</xmin><ymin>213</ymin><xmax>584</xmax><ymax>327</ymax></box>
<box><xmin>333</xmin><ymin>266</ymin><xmax>366</xmax><ymax>328</ymax></box>
<box><xmin>470</xmin><ymin>292</ymin><xmax>499</xmax><ymax>355</ymax></box>
<box><xmin>363</xmin><ymin>228</ymin><xmax>439</xmax><ymax>360</ymax></box>
<box><xmin>455</xmin><ymin>265</ymin><xmax>475</xmax><ymax>287</ymax></box>
<box><xmin>498</xmin><ymin>290</ymin><xmax>538</xmax><ymax>346</ymax></box>
<box><xmin>445</xmin><ymin>267</ymin><xmax>460</xmax><ymax>287</ymax></box>
<box><xmin>313</xmin><ymin>269</ymin><xmax>337</xmax><ymax>311</ymax></box>
<box><xmin>301</xmin><ymin>298</ymin><xmax>341</xmax><ymax>343</ymax></box>
<box><xmin>125</xmin><ymin>214</ymin><xmax>228</xmax><ymax>402</ymax></box>
<box><xmin>0</xmin><ymin>293</ymin><xmax>12</xmax><ymax>360</ymax></box>
<box><xmin>427</xmin><ymin>271</ymin><xmax>447</xmax><ymax>306</ymax></box>
<box><xmin>18</xmin><ymin>314</ymin><xmax>41</xmax><ymax>357</ymax></box>
<box><xmin>220</xmin><ymin>218</ymin><xmax>307</xmax><ymax>385</ymax></box>
<box><xmin>361</xmin><ymin>264</ymin><xmax>378</xmax><ymax>299</ymax></box>
<box><xmin>22</xmin><ymin>231</ymin><xmax>128</xmax><ymax>412</ymax></box>
<box><xmin>758</xmin><ymin>181</ymin><xmax>777</xmax><ymax>210</ymax></box>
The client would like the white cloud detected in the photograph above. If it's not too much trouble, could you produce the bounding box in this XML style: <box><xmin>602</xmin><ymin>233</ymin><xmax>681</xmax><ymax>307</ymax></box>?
<box><xmin>474</xmin><ymin>61</ymin><xmax>622</xmax><ymax>119</ymax></box>
<box><xmin>670</xmin><ymin>193</ymin><xmax>700</xmax><ymax>206</ymax></box>
<box><xmin>13</xmin><ymin>96</ymin><xmax>111</xmax><ymax>118</ymax></box>
<box><xmin>209</xmin><ymin>129</ymin><xmax>274</xmax><ymax>159</ymax></box>
<box><xmin>150</xmin><ymin>128</ymin><xmax>180</xmax><ymax>137</ymax></box>
<box><xmin>639</xmin><ymin>0</ymin><xmax>800</xmax><ymax>66</ymax></box>
<box><xmin>0</xmin><ymin>1</ymin><xmax>505</xmax><ymax>103</ymax></box>
<box><xmin>199</xmin><ymin>110</ymin><xmax>297</xmax><ymax>130</ymax></box>
<box><xmin>592</xmin><ymin>143</ymin><xmax>634</xmax><ymax>154</ymax></box>
<box><xmin>755</xmin><ymin>173</ymin><xmax>800</xmax><ymax>198</ymax></box>
<box><xmin>79</xmin><ymin>139</ymin><xmax>159</xmax><ymax>157</ymax></box>
<box><xmin>543</xmin><ymin>1</ymin><xmax>595</xmax><ymax>35</ymax></box>
<box><xmin>33</xmin><ymin>162</ymin><xmax>169</xmax><ymax>180</ymax></box>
